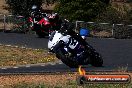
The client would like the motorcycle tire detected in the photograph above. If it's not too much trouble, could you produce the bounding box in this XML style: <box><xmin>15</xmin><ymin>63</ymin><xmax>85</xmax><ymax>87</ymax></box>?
<box><xmin>56</xmin><ymin>48</ymin><xmax>79</xmax><ymax>68</ymax></box>
<box><xmin>90</xmin><ymin>52</ymin><xmax>103</xmax><ymax>67</ymax></box>
<box><xmin>36</xmin><ymin>31</ymin><xmax>46</xmax><ymax>38</ymax></box>
<box><xmin>85</xmin><ymin>45</ymin><xmax>103</xmax><ymax>67</ymax></box>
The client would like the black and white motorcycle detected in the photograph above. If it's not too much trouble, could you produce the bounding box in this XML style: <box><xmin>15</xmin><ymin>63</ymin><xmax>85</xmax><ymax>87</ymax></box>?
<box><xmin>48</xmin><ymin>23</ymin><xmax>103</xmax><ymax>68</ymax></box>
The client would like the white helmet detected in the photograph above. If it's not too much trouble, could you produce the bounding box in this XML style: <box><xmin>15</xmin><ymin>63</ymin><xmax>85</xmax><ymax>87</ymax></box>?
<box><xmin>31</xmin><ymin>5</ymin><xmax>37</xmax><ymax>10</ymax></box>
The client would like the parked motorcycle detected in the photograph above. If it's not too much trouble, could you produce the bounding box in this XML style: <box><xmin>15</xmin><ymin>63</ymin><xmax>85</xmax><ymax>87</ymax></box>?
<box><xmin>48</xmin><ymin>23</ymin><xmax>103</xmax><ymax>68</ymax></box>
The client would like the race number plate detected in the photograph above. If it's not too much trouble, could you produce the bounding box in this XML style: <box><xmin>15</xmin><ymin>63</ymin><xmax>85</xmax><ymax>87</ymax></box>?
<box><xmin>68</xmin><ymin>37</ymin><xmax>78</xmax><ymax>49</ymax></box>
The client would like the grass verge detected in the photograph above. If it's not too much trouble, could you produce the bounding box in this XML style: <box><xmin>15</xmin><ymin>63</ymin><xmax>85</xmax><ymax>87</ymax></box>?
<box><xmin>0</xmin><ymin>72</ymin><xmax>132</xmax><ymax>88</ymax></box>
<box><xmin>0</xmin><ymin>45</ymin><xmax>57</xmax><ymax>67</ymax></box>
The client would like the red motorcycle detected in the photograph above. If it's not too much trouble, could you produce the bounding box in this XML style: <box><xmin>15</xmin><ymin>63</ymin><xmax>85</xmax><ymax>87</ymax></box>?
<box><xmin>28</xmin><ymin>13</ymin><xmax>61</xmax><ymax>37</ymax></box>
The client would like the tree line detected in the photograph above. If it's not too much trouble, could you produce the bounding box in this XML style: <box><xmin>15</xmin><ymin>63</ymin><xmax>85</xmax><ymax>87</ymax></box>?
<box><xmin>5</xmin><ymin>0</ymin><xmax>131</xmax><ymax>23</ymax></box>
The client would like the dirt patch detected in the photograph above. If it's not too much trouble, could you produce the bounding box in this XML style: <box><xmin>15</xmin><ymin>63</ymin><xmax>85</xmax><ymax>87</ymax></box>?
<box><xmin>0</xmin><ymin>45</ymin><xmax>57</xmax><ymax>67</ymax></box>
<box><xmin>0</xmin><ymin>0</ymin><xmax>9</xmax><ymax>15</ymax></box>
<box><xmin>91</xmin><ymin>30</ymin><xmax>112</xmax><ymax>38</ymax></box>
<box><xmin>0</xmin><ymin>73</ymin><xmax>78</xmax><ymax>87</ymax></box>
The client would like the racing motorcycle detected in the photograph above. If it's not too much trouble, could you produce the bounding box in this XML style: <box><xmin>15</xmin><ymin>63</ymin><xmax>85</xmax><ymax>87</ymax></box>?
<box><xmin>48</xmin><ymin>23</ymin><xmax>103</xmax><ymax>68</ymax></box>
<box><xmin>28</xmin><ymin>13</ymin><xmax>54</xmax><ymax>37</ymax></box>
<box><xmin>34</xmin><ymin>16</ymin><xmax>52</xmax><ymax>37</ymax></box>
<box><xmin>28</xmin><ymin>13</ymin><xmax>61</xmax><ymax>37</ymax></box>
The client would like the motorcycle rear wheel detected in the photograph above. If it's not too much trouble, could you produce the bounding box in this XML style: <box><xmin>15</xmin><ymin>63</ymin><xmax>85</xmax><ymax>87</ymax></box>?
<box><xmin>90</xmin><ymin>52</ymin><xmax>103</xmax><ymax>67</ymax></box>
<box><xmin>36</xmin><ymin>31</ymin><xmax>46</xmax><ymax>38</ymax></box>
<box><xmin>85</xmin><ymin>45</ymin><xmax>103</xmax><ymax>67</ymax></box>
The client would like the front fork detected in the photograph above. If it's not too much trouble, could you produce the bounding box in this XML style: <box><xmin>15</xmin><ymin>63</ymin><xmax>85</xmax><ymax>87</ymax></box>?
<box><xmin>52</xmin><ymin>40</ymin><xmax>65</xmax><ymax>54</ymax></box>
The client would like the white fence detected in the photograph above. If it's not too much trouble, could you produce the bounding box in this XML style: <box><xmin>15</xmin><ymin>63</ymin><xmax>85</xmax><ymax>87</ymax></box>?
<box><xmin>0</xmin><ymin>15</ymin><xmax>132</xmax><ymax>38</ymax></box>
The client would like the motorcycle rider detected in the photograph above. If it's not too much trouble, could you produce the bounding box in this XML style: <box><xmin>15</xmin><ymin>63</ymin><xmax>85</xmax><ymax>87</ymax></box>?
<box><xmin>52</xmin><ymin>20</ymin><xmax>90</xmax><ymax>64</ymax></box>
<box><xmin>29</xmin><ymin>5</ymin><xmax>42</xmax><ymax>29</ymax></box>
<box><xmin>49</xmin><ymin>20</ymin><xmax>103</xmax><ymax>67</ymax></box>
<box><xmin>60</xmin><ymin>20</ymin><xmax>89</xmax><ymax>46</ymax></box>
<box><xmin>28</xmin><ymin>5</ymin><xmax>37</xmax><ymax>28</ymax></box>
<box><xmin>31</xmin><ymin>5</ymin><xmax>43</xmax><ymax>23</ymax></box>
<box><xmin>29</xmin><ymin>5</ymin><xmax>51</xmax><ymax>31</ymax></box>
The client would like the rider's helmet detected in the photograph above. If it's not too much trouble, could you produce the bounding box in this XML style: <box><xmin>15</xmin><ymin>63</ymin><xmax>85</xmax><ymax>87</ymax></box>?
<box><xmin>31</xmin><ymin>5</ymin><xmax>38</xmax><ymax>11</ymax></box>
<box><xmin>30</xmin><ymin>5</ymin><xmax>38</xmax><ymax>17</ymax></box>
<box><xmin>79</xmin><ymin>28</ymin><xmax>90</xmax><ymax>39</ymax></box>
<box><xmin>31</xmin><ymin>5</ymin><xmax>42</xmax><ymax>14</ymax></box>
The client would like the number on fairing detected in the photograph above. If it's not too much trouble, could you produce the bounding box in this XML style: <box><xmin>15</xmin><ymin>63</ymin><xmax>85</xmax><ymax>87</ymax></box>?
<box><xmin>69</xmin><ymin>38</ymin><xmax>78</xmax><ymax>49</ymax></box>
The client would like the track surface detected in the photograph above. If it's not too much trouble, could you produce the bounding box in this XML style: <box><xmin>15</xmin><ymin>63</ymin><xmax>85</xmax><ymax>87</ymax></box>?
<box><xmin>0</xmin><ymin>32</ymin><xmax>132</xmax><ymax>73</ymax></box>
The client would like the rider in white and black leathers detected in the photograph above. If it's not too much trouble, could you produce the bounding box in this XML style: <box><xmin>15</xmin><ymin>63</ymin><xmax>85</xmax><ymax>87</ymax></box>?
<box><xmin>60</xmin><ymin>20</ymin><xmax>88</xmax><ymax>46</ymax></box>
<box><xmin>53</xmin><ymin>20</ymin><xmax>90</xmax><ymax>64</ymax></box>
<box><xmin>48</xmin><ymin>19</ymin><xmax>103</xmax><ymax>67</ymax></box>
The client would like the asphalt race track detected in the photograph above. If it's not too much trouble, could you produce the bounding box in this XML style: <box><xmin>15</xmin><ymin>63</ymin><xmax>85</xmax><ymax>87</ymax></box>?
<box><xmin>0</xmin><ymin>32</ymin><xmax>132</xmax><ymax>74</ymax></box>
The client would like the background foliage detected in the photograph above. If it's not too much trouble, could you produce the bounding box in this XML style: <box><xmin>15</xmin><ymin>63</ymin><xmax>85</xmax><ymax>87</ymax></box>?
<box><xmin>54</xmin><ymin>0</ymin><xmax>110</xmax><ymax>21</ymax></box>
<box><xmin>5</xmin><ymin>0</ymin><xmax>43</xmax><ymax>17</ymax></box>
<box><xmin>5</xmin><ymin>0</ymin><xmax>131</xmax><ymax>23</ymax></box>
<box><xmin>96</xmin><ymin>2</ymin><xmax>132</xmax><ymax>24</ymax></box>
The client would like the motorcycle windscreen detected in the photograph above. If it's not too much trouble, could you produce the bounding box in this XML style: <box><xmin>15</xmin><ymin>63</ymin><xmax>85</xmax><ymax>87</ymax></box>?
<box><xmin>48</xmin><ymin>31</ymin><xmax>63</xmax><ymax>49</ymax></box>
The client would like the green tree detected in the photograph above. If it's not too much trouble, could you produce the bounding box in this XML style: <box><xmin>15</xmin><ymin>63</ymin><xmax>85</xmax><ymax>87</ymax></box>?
<box><xmin>6</xmin><ymin>0</ymin><xmax>42</xmax><ymax>17</ymax></box>
<box><xmin>96</xmin><ymin>6</ymin><xmax>124</xmax><ymax>23</ymax></box>
<box><xmin>54</xmin><ymin>0</ymin><xmax>110</xmax><ymax>21</ymax></box>
<box><xmin>96</xmin><ymin>2</ymin><xmax>132</xmax><ymax>24</ymax></box>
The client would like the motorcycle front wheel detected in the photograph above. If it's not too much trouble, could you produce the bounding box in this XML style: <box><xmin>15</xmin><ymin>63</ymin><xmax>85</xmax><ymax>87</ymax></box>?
<box><xmin>56</xmin><ymin>48</ymin><xmax>79</xmax><ymax>68</ymax></box>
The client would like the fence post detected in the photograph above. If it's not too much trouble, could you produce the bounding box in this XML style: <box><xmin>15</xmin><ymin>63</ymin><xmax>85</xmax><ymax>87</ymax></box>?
<box><xmin>3</xmin><ymin>15</ymin><xmax>6</xmax><ymax>32</ymax></box>
<box><xmin>112</xmin><ymin>24</ymin><xmax>115</xmax><ymax>37</ymax></box>
<box><xmin>75</xmin><ymin>21</ymin><xmax>79</xmax><ymax>32</ymax></box>
<box><xmin>75</xmin><ymin>21</ymin><xmax>78</xmax><ymax>28</ymax></box>
<box><xmin>75</xmin><ymin>21</ymin><xmax>84</xmax><ymax>32</ymax></box>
